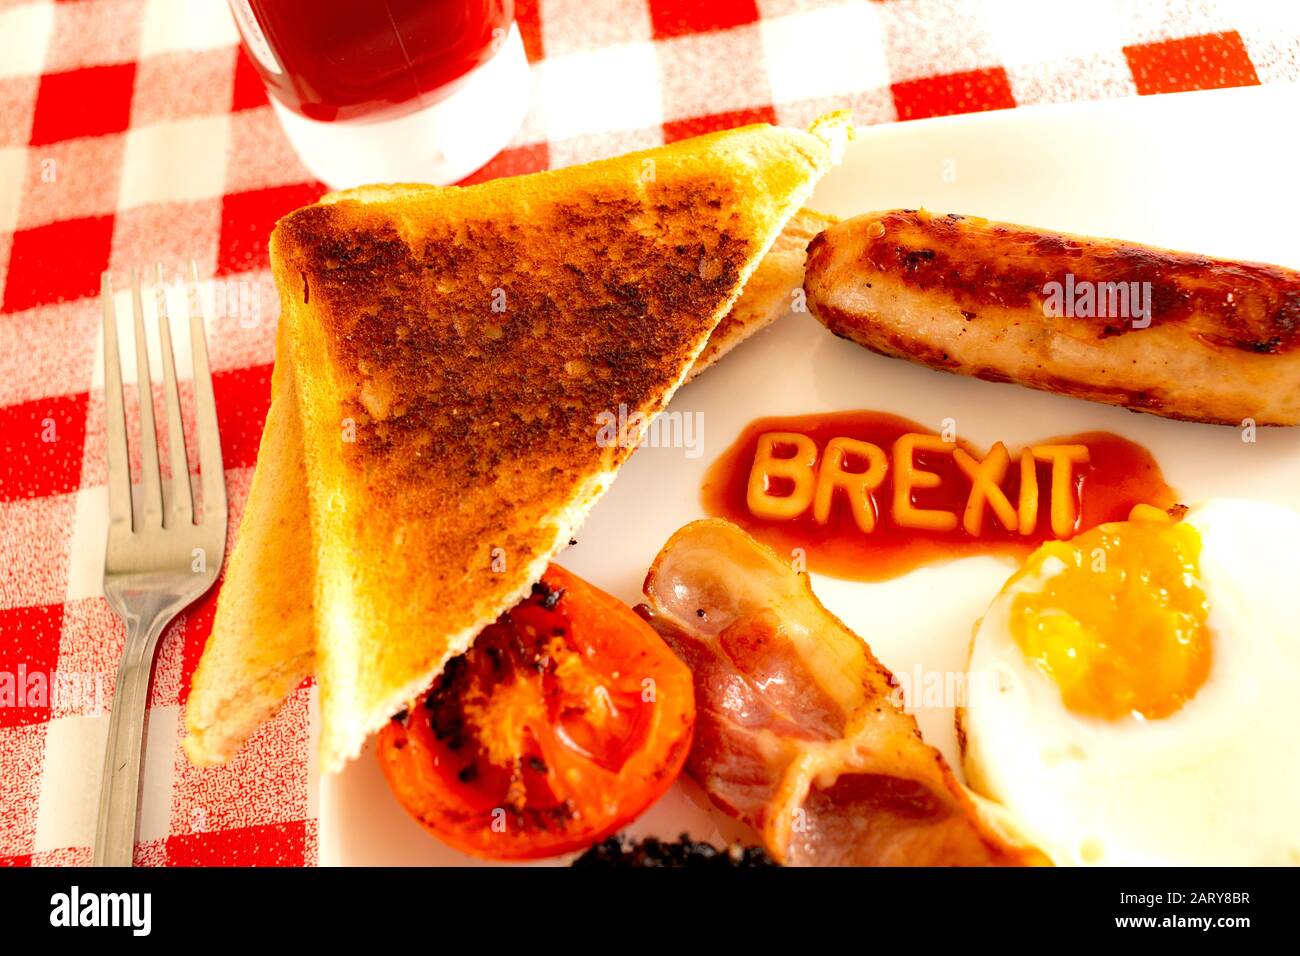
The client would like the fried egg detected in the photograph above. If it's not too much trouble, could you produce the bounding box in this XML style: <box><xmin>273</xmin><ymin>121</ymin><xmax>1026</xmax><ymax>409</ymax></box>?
<box><xmin>960</xmin><ymin>499</ymin><xmax>1300</xmax><ymax>866</ymax></box>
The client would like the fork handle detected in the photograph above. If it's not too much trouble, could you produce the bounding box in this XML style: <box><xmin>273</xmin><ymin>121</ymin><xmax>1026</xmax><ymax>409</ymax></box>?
<box><xmin>93</xmin><ymin>612</ymin><xmax>171</xmax><ymax>867</ymax></box>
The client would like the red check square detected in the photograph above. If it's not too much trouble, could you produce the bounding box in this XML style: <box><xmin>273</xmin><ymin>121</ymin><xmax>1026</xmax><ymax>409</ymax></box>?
<box><xmin>648</xmin><ymin>0</ymin><xmax>759</xmax><ymax>40</ymax></box>
<box><xmin>217</xmin><ymin>183</ymin><xmax>325</xmax><ymax>277</ymax></box>
<box><xmin>177</xmin><ymin>579</ymin><xmax>220</xmax><ymax>707</ymax></box>
<box><xmin>3</xmin><ymin>215</ymin><xmax>114</xmax><ymax>313</ymax></box>
<box><xmin>664</xmin><ymin>106</ymin><xmax>776</xmax><ymax>143</ymax></box>
<box><xmin>1124</xmin><ymin>31</ymin><xmax>1260</xmax><ymax>96</ymax></box>
<box><xmin>515</xmin><ymin>0</ymin><xmax>545</xmax><ymax>63</ymax></box>
<box><xmin>891</xmin><ymin>67</ymin><xmax>1016</xmax><ymax>122</ymax></box>
<box><xmin>0</xmin><ymin>392</ymin><xmax>88</xmax><ymax>502</ymax></box>
<box><xmin>28</xmin><ymin>63</ymin><xmax>136</xmax><ymax>147</ymax></box>
<box><xmin>459</xmin><ymin>142</ymin><xmax>550</xmax><ymax>185</ymax></box>
<box><xmin>213</xmin><ymin>362</ymin><xmax>273</xmax><ymax>472</ymax></box>
<box><xmin>165</xmin><ymin>820</ymin><xmax>309</xmax><ymax>866</ymax></box>
<box><xmin>231</xmin><ymin>47</ymin><xmax>270</xmax><ymax>113</ymax></box>
<box><xmin>0</xmin><ymin>603</ymin><xmax>64</xmax><ymax>728</ymax></box>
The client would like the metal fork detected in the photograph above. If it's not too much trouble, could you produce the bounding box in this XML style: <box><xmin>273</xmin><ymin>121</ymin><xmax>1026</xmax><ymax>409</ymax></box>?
<box><xmin>94</xmin><ymin>263</ymin><xmax>227</xmax><ymax>867</ymax></box>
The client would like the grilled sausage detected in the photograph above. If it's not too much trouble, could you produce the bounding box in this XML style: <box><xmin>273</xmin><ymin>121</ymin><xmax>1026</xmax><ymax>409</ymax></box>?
<box><xmin>803</xmin><ymin>210</ymin><xmax>1300</xmax><ymax>425</ymax></box>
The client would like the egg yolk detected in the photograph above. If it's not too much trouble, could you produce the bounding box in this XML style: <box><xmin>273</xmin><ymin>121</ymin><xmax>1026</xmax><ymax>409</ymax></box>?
<box><xmin>1009</xmin><ymin>514</ymin><xmax>1211</xmax><ymax>721</ymax></box>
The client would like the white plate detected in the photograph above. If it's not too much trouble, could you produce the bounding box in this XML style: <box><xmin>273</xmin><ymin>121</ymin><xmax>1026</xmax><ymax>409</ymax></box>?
<box><xmin>319</xmin><ymin>85</ymin><xmax>1300</xmax><ymax>866</ymax></box>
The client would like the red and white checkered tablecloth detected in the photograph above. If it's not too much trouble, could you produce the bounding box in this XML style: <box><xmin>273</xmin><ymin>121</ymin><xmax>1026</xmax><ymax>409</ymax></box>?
<box><xmin>1</xmin><ymin>0</ymin><xmax>1296</xmax><ymax>868</ymax></box>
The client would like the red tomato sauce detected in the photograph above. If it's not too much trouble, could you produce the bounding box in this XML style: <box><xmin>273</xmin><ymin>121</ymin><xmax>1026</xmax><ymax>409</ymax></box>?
<box><xmin>701</xmin><ymin>410</ymin><xmax>1177</xmax><ymax>581</ymax></box>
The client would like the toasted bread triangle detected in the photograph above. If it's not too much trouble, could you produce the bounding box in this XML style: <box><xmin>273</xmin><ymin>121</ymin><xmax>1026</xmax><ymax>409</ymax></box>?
<box><xmin>183</xmin><ymin>208</ymin><xmax>836</xmax><ymax>767</ymax></box>
<box><xmin>186</xmin><ymin>115</ymin><xmax>850</xmax><ymax>772</ymax></box>
<box><xmin>182</xmin><ymin>209</ymin><xmax>832</xmax><ymax>767</ymax></box>
<box><xmin>182</xmin><ymin>323</ymin><xmax>316</xmax><ymax>768</ymax></box>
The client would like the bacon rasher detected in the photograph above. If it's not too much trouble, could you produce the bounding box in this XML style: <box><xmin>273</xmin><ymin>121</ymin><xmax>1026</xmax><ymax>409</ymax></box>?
<box><xmin>638</xmin><ymin>519</ymin><xmax>1045</xmax><ymax>866</ymax></box>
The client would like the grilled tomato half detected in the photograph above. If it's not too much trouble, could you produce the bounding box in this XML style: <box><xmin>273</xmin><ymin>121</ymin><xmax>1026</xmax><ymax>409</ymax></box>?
<box><xmin>377</xmin><ymin>564</ymin><xmax>696</xmax><ymax>859</ymax></box>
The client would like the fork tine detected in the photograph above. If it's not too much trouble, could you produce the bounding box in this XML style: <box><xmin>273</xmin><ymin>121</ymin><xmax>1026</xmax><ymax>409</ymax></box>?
<box><xmin>131</xmin><ymin>269</ymin><xmax>164</xmax><ymax>527</ymax></box>
<box><xmin>155</xmin><ymin>264</ymin><xmax>193</xmax><ymax>527</ymax></box>
<box><xmin>101</xmin><ymin>273</ymin><xmax>132</xmax><ymax>531</ymax></box>
<box><xmin>187</xmin><ymin>262</ymin><xmax>226</xmax><ymax>527</ymax></box>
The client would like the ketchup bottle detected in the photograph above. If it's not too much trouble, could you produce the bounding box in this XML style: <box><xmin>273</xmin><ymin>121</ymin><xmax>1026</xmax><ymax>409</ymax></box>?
<box><xmin>229</xmin><ymin>0</ymin><xmax>529</xmax><ymax>187</ymax></box>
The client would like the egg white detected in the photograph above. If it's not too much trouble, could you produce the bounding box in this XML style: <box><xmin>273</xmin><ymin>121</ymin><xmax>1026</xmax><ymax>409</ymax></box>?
<box><xmin>960</xmin><ymin>498</ymin><xmax>1300</xmax><ymax>866</ymax></box>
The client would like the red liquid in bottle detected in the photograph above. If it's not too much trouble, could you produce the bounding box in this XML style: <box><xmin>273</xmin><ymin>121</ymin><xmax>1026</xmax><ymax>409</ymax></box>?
<box><xmin>236</xmin><ymin>0</ymin><xmax>515</xmax><ymax>122</ymax></box>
